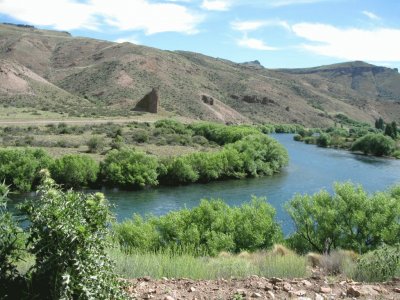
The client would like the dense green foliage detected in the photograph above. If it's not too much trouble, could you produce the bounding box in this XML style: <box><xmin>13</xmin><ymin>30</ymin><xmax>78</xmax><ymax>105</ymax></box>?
<box><xmin>0</xmin><ymin>183</ymin><xmax>25</xmax><ymax>299</ymax></box>
<box><xmin>100</xmin><ymin>149</ymin><xmax>159</xmax><ymax>189</ymax></box>
<box><xmin>159</xmin><ymin>134</ymin><xmax>288</xmax><ymax>185</ymax></box>
<box><xmin>21</xmin><ymin>172</ymin><xmax>124</xmax><ymax>299</ymax></box>
<box><xmin>355</xmin><ymin>244</ymin><xmax>400</xmax><ymax>282</ymax></box>
<box><xmin>0</xmin><ymin>148</ymin><xmax>52</xmax><ymax>192</ymax></box>
<box><xmin>316</xmin><ymin>133</ymin><xmax>331</xmax><ymax>147</ymax></box>
<box><xmin>351</xmin><ymin>133</ymin><xmax>395</xmax><ymax>156</ymax></box>
<box><xmin>189</xmin><ymin>122</ymin><xmax>261</xmax><ymax>145</ymax></box>
<box><xmin>0</xmin><ymin>120</ymin><xmax>290</xmax><ymax>191</ymax></box>
<box><xmin>115</xmin><ymin>198</ymin><xmax>282</xmax><ymax>256</ymax></box>
<box><xmin>50</xmin><ymin>154</ymin><xmax>99</xmax><ymax>188</ymax></box>
<box><xmin>286</xmin><ymin>182</ymin><xmax>400</xmax><ymax>254</ymax></box>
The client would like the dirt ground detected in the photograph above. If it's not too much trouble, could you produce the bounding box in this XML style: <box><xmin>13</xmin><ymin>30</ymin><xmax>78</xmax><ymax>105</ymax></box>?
<box><xmin>123</xmin><ymin>276</ymin><xmax>400</xmax><ymax>300</ymax></box>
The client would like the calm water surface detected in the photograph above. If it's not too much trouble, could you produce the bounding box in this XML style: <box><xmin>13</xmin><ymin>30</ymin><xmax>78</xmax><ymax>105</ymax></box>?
<box><xmin>11</xmin><ymin>134</ymin><xmax>400</xmax><ymax>234</ymax></box>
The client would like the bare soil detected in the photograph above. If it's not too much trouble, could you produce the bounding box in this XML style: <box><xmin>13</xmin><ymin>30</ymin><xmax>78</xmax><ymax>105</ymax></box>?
<box><xmin>123</xmin><ymin>276</ymin><xmax>400</xmax><ymax>300</ymax></box>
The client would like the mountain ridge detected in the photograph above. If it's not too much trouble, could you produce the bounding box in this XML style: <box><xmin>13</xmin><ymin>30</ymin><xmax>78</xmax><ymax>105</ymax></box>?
<box><xmin>1</xmin><ymin>23</ymin><xmax>399</xmax><ymax>126</ymax></box>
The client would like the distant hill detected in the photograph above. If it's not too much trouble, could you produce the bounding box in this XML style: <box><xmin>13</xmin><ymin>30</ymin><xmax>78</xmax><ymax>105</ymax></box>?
<box><xmin>1</xmin><ymin>23</ymin><xmax>399</xmax><ymax>126</ymax></box>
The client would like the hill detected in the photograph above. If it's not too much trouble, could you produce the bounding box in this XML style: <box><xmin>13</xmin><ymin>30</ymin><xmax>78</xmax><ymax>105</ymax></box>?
<box><xmin>1</xmin><ymin>23</ymin><xmax>400</xmax><ymax>126</ymax></box>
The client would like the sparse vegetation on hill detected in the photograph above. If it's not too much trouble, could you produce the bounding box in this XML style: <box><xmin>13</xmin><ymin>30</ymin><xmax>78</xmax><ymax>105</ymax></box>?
<box><xmin>1</xmin><ymin>24</ymin><xmax>400</xmax><ymax>125</ymax></box>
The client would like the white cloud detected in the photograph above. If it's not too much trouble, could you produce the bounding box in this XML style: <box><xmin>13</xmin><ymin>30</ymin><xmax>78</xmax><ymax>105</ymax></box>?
<box><xmin>362</xmin><ymin>10</ymin><xmax>380</xmax><ymax>21</ymax></box>
<box><xmin>292</xmin><ymin>23</ymin><xmax>400</xmax><ymax>61</ymax></box>
<box><xmin>237</xmin><ymin>37</ymin><xmax>277</xmax><ymax>50</ymax></box>
<box><xmin>0</xmin><ymin>0</ymin><xmax>202</xmax><ymax>34</ymax></box>
<box><xmin>201</xmin><ymin>0</ymin><xmax>230</xmax><ymax>11</ymax></box>
<box><xmin>0</xmin><ymin>0</ymin><xmax>97</xmax><ymax>30</ymax></box>
<box><xmin>231</xmin><ymin>19</ymin><xmax>290</xmax><ymax>32</ymax></box>
<box><xmin>264</xmin><ymin>0</ymin><xmax>328</xmax><ymax>7</ymax></box>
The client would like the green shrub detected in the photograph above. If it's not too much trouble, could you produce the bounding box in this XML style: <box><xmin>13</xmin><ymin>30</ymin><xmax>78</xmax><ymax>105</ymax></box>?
<box><xmin>110</xmin><ymin>135</ymin><xmax>125</xmax><ymax>150</ymax></box>
<box><xmin>316</xmin><ymin>133</ymin><xmax>331</xmax><ymax>147</ymax></box>
<box><xmin>190</xmin><ymin>123</ymin><xmax>260</xmax><ymax>145</ymax></box>
<box><xmin>286</xmin><ymin>182</ymin><xmax>400</xmax><ymax>254</ymax></box>
<box><xmin>154</xmin><ymin>119</ymin><xmax>191</xmax><ymax>135</ymax></box>
<box><xmin>293</xmin><ymin>134</ymin><xmax>302</xmax><ymax>141</ymax></box>
<box><xmin>22</xmin><ymin>173</ymin><xmax>125</xmax><ymax>299</ymax></box>
<box><xmin>50</xmin><ymin>154</ymin><xmax>99</xmax><ymax>188</ymax></box>
<box><xmin>351</xmin><ymin>133</ymin><xmax>395</xmax><ymax>156</ymax></box>
<box><xmin>355</xmin><ymin>244</ymin><xmax>400</xmax><ymax>282</ymax></box>
<box><xmin>114</xmin><ymin>198</ymin><xmax>282</xmax><ymax>256</ymax></box>
<box><xmin>0</xmin><ymin>183</ymin><xmax>25</xmax><ymax>299</ymax></box>
<box><xmin>87</xmin><ymin>135</ymin><xmax>106</xmax><ymax>153</ymax></box>
<box><xmin>0</xmin><ymin>148</ymin><xmax>53</xmax><ymax>192</ymax></box>
<box><xmin>159</xmin><ymin>156</ymin><xmax>199</xmax><ymax>185</ymax></box>
<box><xmin>131</xmin><ymin>129</ymin><xmax>149</xmax><ymax>143</ymax></box>
<box><xmin>228</xmin><ymin>134</ymin><xmax>289</xmax><ymax>177</ymax></box>
<box><xmin>101</xmin><ymin>149</ymin><xmax>159</xmax><ymax>189</ymax></box>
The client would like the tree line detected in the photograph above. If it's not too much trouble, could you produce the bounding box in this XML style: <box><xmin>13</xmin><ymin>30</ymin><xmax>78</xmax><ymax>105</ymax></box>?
<box><xmin>0</xmin><ymin>122</ymin><xmax>289</xmax><ymax>192</ymax></box>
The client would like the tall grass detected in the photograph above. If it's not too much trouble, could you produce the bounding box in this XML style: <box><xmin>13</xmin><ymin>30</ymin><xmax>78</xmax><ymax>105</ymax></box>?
<box><xmin>108</xmin><ymin>248</ymin><xmax>309</xmax><ymax>279</ymax></box>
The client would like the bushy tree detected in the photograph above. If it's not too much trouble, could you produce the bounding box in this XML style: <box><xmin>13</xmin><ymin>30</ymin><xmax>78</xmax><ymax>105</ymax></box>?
<box><xmin>114</xmin><ymin>198</ymin><xmax>282</xmax><ymax>256</ymax></box>
<box><xmin>50</xmin><ymin>154</ymin><xmax>99</xmax><ymax>188</ymax></box>
<box><xmin>228</xmin><ymin>134</ymin><xmax>289</xmax><ymax>177</ymax></box>
<box><xmin>316</xmin><ymin>133</ymin><xmax>331</xmax><ymax>147</ymax></box>
<box><xmin>351</xmin><ymin>133</ymin><xmax>395</xmax><ymax>156</ymax></box>
<box><xmin>384</xmin><ymin>121</ymin><xmax>398</xmax><ymax>139</ymax></box>
<box><xmin>375</xmin><ymin>117</ymin><xmax>384</xmax><ymax>130</ymax></box>
<box><xmin>159</xmin><ymin>157</ymin><xmax>199</xmax><ymax>185</ymax></box>
<box><xmin>0</xmin><ymin>148</ymin><xmax>53</xmax><ymax>191</ymax></box>
<box><xmin>22</xmin><ymin>172</ymin><xmax>125</xmax><ymax>299</ymax></box>
<box><xmin>101</xmin><ymin>149</ymin><xmax>159</xmax><ymax>188</ymax></box>
<box><xmin>286</xmin><ymin>182</ymin><xmax>400</xmax><ymax>254</ymax></box>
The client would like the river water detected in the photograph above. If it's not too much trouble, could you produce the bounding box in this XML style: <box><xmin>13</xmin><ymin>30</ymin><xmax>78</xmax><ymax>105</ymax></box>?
<box><xmin>11</xmin><ymin>134</ymin><xmax>400</xmax><ymax>234</ymax></box>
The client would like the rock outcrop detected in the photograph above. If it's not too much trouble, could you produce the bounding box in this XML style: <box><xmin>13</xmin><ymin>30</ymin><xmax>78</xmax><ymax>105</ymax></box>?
<box><xmin>202</xmin><ymin>95</ymin><xmax>214</xmax><ymax>105</ymax></box>
<box><xmin>134</xmin><ymin>88</ymin><xmax>159</xmax><ymax>113</ymax></box>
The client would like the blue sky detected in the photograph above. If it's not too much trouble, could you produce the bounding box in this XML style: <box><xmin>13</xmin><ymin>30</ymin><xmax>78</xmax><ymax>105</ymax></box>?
<box><xmin>1</xmin><ymin>0</ymin><xmax>400</xmax><ymax>69</ymax></box>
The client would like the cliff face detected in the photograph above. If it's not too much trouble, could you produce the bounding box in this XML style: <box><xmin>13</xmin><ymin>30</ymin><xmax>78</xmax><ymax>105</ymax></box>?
<box><xmin>1</xmin><ymin>23</ymin><xmax>400</xmax><ymax>126</ymax></box>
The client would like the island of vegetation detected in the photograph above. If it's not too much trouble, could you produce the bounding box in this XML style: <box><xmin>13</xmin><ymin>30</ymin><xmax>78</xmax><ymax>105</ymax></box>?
<box><xmin>0</xmin><ymin>120</ymin><xmax>290</xmax><ymax>192</ymax></box>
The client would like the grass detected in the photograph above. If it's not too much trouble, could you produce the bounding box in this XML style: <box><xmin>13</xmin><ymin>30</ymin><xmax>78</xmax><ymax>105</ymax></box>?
<box><xmin>16</xmin><ymin>246</ymin><xmax>400</xmax><ymax>282</ymax></box>
<box><xmin>108</xmin><ymin>248</ymin><xmax>309</xmax><ymax>280</ymax></box>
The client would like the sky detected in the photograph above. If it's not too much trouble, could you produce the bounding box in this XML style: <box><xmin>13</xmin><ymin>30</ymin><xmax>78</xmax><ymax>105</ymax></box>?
<box><xmin>1</xmin><ymin>0</ymin><xmax>400</xmax><ymax>69</ymax></box>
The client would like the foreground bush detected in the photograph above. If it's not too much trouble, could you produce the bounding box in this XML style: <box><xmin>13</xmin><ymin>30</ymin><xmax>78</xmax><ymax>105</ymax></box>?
<box><xmin>0</xmin><ymin>183</ymin><xmax>25</xmax><ymax>299</ymax></box>
<box><xmin>286</xmin><ymin>182</ymin><xmax>400</xmax><ymax>254</ymax></box>
<box><xmin>50</xmin><ymin>154</ymin><xmax>99</xmax><ymax>188</ymax></box>
<box><xmin>114</xmin><ymin>198</ymin><xmax>282</xmax><ymax>256</ymax></box>
<box><xmin>355</xmin><ymin>244</ymin><xmax>400</xmax><ymax>282</ymax></box>
<box><xmin>22</xmin><ymin>172</ymin><xmax>125</xmax><ymax>299</ymax></box>
<box><xmin>101</xmin><ymin>149</ymin><xmax>159</xmax><ymax>189</ymax></box>
<box><xmin>0</xmin><ymin>148</ymin><xmax>53</xmax><ymax>192</ymax></box>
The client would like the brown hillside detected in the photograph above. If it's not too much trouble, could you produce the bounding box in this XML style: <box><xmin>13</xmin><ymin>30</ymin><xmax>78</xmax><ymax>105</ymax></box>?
<box><xmin>1</xmin><ymin>23</ymin><xmax>399</xmax><ymax>126</ymax></box>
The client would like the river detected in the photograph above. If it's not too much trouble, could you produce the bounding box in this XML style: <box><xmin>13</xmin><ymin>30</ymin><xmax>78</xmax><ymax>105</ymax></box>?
<box><xmin>10</xmin><ymin>134</ymin><xmax>400</xmax><ymax>234</ymax></box>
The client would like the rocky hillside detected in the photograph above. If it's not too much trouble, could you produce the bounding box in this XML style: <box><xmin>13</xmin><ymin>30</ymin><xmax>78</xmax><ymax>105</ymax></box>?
<box><xmin>1</xmin><ymin>23</ymin><xmax>400</xmax><ymax>126</ymax></box>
